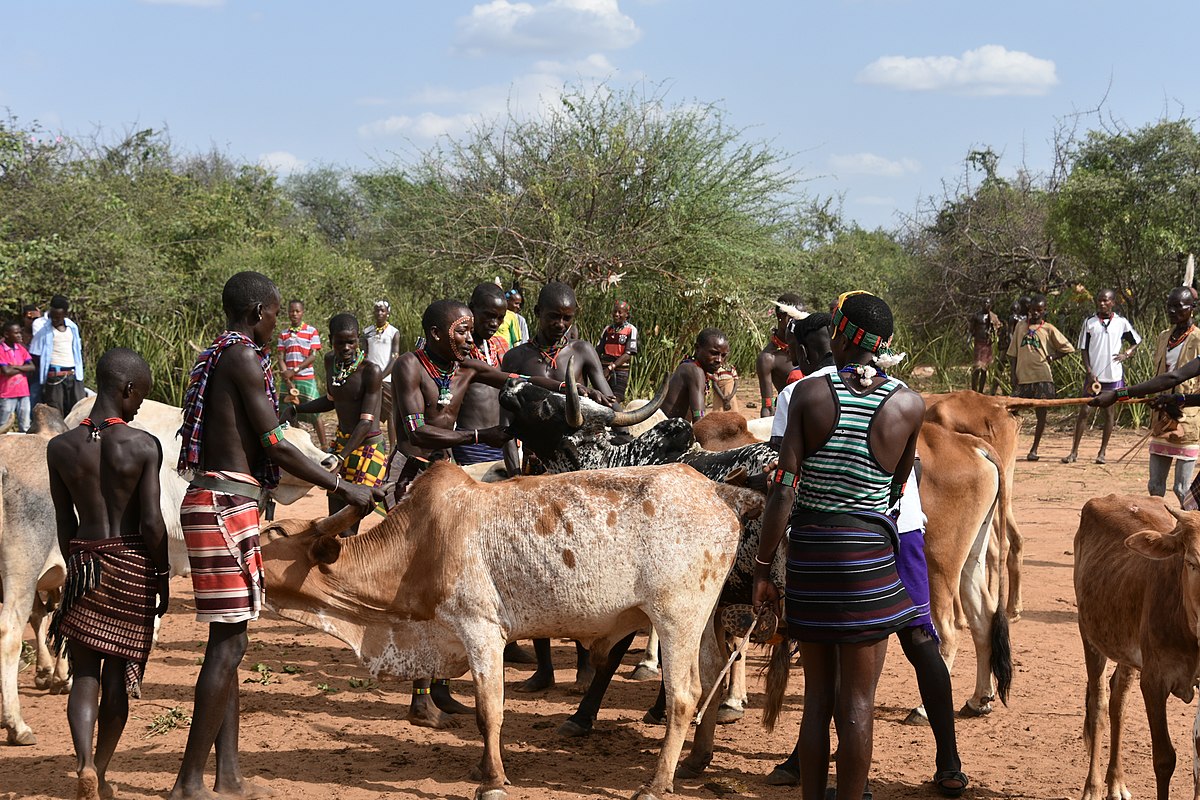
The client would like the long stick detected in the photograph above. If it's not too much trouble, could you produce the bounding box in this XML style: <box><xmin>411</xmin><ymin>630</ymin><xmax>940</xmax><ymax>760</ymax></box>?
<box><xmin>1114</xmin><ymin>431</ymin><xmax>1152</xmax><ymax>465</ymax></box>
<box><xmin>992</xmin><ymin>396</ymin><xmax>1153</xmax><ymax>409</ymax></box>
<box><xmin>694</xmin><ymin>616</ymin><xmax>758</xmax><ymax>724</ymax></box>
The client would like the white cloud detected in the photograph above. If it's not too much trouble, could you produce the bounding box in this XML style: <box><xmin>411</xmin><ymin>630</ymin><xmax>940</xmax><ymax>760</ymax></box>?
<box><xmin>139</xmin><ymin>0</ymin><xmax>224</xmax><ymax>7</ymax></box>
<box><xmin>857</xmin><ymin>45</ymin><xmax>1058</xmax><ymax>96</ymax></box>
<box><xmin>259</xmin><ymin>151</ymin><xmax>304</xmax><ymax>175</ymax></box>
<box><xmin>361</xmin><ymin>54</ymin><xmax>619</xmax><ymax>141</ymax></box>
<box><xmin>829</xmin><ymin>153</ymin><xmax>920</xmax><ymax>177</ymax></box>
<box><xmin>455</xmin><ymin>0</ymin><xmax>641</xmax><ymax>57</ymax></box>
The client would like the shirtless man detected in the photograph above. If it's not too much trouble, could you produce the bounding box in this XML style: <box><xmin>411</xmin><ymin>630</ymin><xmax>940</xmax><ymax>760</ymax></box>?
<box><xmin>47</xmin><ymin>348</ymin><xmax>169</xmax><ymax>800</ymax></box>
<box><xmin>756</xmin><ymin>293</ymin><xmax>804</xmax><ymax>416</ymax></box>
<box><xmin>662</xmin><ymin>328</ymin><xmax>730</xmax><ymax>421</ymax></box>
<box><xmin>499</xmin><ymin>281</ymin><xmax>615</xmax><ymax>692</ymax></box>
<box><xmin>168</xmin><ymin>272</ymin><xmax>377</xmax><ymax>800</ymax></box>
<box><xmin>283</xmin><ymin>313</ymin><xmax>384</xmax><ymax>536</ymax></box>
<box><xmin>453</xmin><ymin>283</ymin><xmax>511</xmax><ymax>467</ymax></box>
<box><xmin>967</xmin><ymin>299</ymin><xmax>1001</xmax><ymax>393</ymax></box>
<box><xmin>391</xmin><ymin>297</ymin><xmax>564</xmax><ymax>724</ymax></box>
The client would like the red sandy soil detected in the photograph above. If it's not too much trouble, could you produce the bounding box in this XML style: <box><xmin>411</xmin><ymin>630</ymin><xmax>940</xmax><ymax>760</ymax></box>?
<box><xmin>7</xmin><ymin>427</ymin><xmax>1196</xmax><ymax>800</ymax></box>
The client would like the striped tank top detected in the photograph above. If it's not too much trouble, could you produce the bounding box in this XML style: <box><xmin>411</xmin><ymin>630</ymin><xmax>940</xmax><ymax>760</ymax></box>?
<box><xmin>794</xmin><ymin>370</ymin><xmax>902</xmax><ymax>514</ymax></box>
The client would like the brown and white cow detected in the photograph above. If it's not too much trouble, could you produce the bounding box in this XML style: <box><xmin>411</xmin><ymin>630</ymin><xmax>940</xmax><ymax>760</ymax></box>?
<box><xmin>260</xmin><ymin>461</ymin><xmax>763</xmax><ymax>800</ymax></box>
<box><xmin>1075</xmin><ymin>495</ymin><xmax>1200</xmax><ymax>800</ymax></box>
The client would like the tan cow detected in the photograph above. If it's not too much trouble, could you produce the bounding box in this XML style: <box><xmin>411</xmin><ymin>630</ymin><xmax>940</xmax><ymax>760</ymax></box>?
<box><xmin>260</xmin><ymin>461</ymin><xmax>762</xmax><ymax>800</ymax></box>
<box><xmin>1075</xmin><ymin>495</ymin><xmax>1200</xmax><ymax>800</ymax></box>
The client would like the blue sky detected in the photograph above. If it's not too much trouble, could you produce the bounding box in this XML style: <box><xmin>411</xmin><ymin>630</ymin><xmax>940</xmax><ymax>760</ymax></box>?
<box><xmin>4</xmin><ymin>0</ymin><xmax>1198</xmax><ymax>230</ymax></box>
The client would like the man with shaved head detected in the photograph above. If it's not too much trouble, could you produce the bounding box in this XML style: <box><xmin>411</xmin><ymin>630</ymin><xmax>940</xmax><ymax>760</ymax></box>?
<box><xmin>389</xmin><ymin>296</ymin><xmax>565</xmax><ymax>726</ymax></box>
<box><xmin>47</xmin><ymin>348</ymin><xmax>169</xmax><ymax>800</ymax></box>
<box><xmin>756</xmin><ymin>293</ymin><xmax>805</xmax><ymax>416</ymax></box>
<box><xmin>661</xmin><ymin>328</ymin><xmax>730</xmax><ymax>421</ymax></box>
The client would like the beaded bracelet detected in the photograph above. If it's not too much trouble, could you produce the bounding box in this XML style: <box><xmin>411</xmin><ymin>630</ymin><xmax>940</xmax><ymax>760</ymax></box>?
<box><xmin>1115</xmin><ymin>388</ymin><xmax>1130</xmax><ymax>400</ymax></box>
<box><xmin>770</xmin><ymin>468</ymin><xmax>801</xmax><ymax>489</ymax></box>
<box><xmin>260</xmin><ymin>424</ymin><xmax>285</xmax><ymax>448</ymax></box>
<box><xmin>764</xmin><ymin>396</ymin><xmax>774</xmax><ymax>410</ymax></box>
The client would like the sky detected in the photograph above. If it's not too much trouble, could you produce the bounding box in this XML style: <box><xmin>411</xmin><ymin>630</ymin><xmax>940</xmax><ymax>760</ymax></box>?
<box><xmin>4</xmin><ymin>0</ymin><xmax>1199</xmax><ymax>230</ymax></box>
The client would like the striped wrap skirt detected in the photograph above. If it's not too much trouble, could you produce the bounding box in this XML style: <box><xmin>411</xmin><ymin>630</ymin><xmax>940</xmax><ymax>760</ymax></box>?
<box><xmin>785</xmin><ymin>510</ymin><xmax>920</xmax><ymax>644</ymax></box>
<box><xmin>181</xmin><ymin>472</ymin><xmax>265</xmax><ymax>624</ymax></box>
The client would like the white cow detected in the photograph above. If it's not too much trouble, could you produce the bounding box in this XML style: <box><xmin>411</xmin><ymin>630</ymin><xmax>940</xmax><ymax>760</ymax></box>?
<box><xmin>0</xmin><ymin>398</ymin><xmax>332</xmax><ymax>746</ymax></box>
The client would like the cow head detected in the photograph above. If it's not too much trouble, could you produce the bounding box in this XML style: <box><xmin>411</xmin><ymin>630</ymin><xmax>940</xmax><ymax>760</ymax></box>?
<box><xmin>693</xmin><ymin>412</ymin><xmax>760</xmax><ymax>452</ymax></box>
<box><xmin>500</xmin><ymin>359</ymin><xmax>668</xmax><ymax>467</ymax></box>
<box><xmin>262</xmin><ymin>504</ymin><xmax>359</xmax><ymax>564</ymax></box>
<box><xmin>1126</xmin><ymin>505</ymin><xmax>1200</xmax><ymax>640</ymax></box>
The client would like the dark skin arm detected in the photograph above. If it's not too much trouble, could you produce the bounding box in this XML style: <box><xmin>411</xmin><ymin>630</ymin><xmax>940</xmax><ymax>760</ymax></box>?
<box><xmin>752</xmin><ymin>377</ymin><xmax>924</xmax><ymax>614</ymax></box>
<box><xmin>662</xmin><ymin>363</ymin><xmax>707</xmax><ymax>420</ymax></box>
<box><xmin>137</xmin><ymin>437</ymin><xmax>171</xmax><ymax>616</ymax></box>
<box><xmin>48</xmin><ymin>441</ymin><xmax>79</xmax><ymax>565</ymax></box>
<box><xmin>220</xmin><ymin>346</ymin><xmax>376</xmax><ymax>511</ymax></box>
<box><xmin>336</xmin><ymin>360</ymin><xmax>384</xmax><ymax>462</ymax></box>
<box><xmin>393</xmin><ymin>357</ymin><xmax>515</xmax><ymax>449</ymax></box>
<box><xmin>0</xmin><ymin>362</ymin><xmax>34</xmax><ymax>376</ymax></box>
<box><xmin>1094</xmin><ymin>355</ymin><xmax>1200</xmax><ymax>408</ymax></box>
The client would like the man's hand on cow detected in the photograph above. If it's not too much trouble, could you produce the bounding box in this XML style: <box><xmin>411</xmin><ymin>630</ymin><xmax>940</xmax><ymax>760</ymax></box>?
<box><xmin>1091</xmin><ymin>389</ymin><xmax>1118</xmax><ymax>408</ymax></box>
<box><xmin>477</xmin><ymin>425</ymin><xmax>512</xmax><ymax>448</ymax></box>
<box><xmin>339</xmin><ymin>483</ymin><xmax>376</xmax><ymax>515</ymax></box>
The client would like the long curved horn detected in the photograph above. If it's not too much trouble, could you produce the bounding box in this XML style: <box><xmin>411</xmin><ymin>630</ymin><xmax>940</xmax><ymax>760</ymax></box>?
<box><xmin>608</xmin><ymin>379</ymin><xmax>669</xmax><ymax>428</ymax></box>
<box><xmin>314</xmin><ymin>504</ymin><xmax>362</xmax><ymax>538</ymax></box>
<box><xmin>564</xmin><ymin>356</ymin><xmax>585</xmax><ymax>429</ymax></box>
<box><xmin>1167</xmin><ymin>505</ymin><xmax>1187</xmax><ymax>522</ymax></box>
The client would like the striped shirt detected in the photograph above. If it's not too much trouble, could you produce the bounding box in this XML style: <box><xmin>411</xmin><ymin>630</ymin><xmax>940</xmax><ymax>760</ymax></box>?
<box><xmin>794</xmin><ymin>371</ymin><xmax>902</xmax><ymax>514</ymax></box>
<box><xmin>276</xmin><ymin>324</ymin><xmax>322</xmax><ymax>380</ymax></box>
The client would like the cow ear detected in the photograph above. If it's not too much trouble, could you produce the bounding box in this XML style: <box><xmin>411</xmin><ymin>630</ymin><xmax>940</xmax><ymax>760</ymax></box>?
<box><xmin>309</xmin><ymin>533</ymin><xmax>343</xmax><ymax>565</ymax></box>
<box><xmin>1125</xmin><ymin>529</ymin><xmax>1183</xmax><ymax>560</ymax></box>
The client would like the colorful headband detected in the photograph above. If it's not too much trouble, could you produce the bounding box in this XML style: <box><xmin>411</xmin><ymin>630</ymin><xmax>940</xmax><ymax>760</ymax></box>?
<box><xmin>832</xmin><ymin>291</ymin><xmax>890</xmax><ymax>354</ymax></box>
<box><xmin>374</xmin><ymin>300</ymin><xmax>390</xmax><ymax>311</ymax></box>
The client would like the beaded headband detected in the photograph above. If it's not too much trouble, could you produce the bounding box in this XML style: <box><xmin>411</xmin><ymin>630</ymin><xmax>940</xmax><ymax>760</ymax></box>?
<box><xmin>832</xmin><ymin>291</ymin><xmax>891</xmax><ymax>354</ymax></box>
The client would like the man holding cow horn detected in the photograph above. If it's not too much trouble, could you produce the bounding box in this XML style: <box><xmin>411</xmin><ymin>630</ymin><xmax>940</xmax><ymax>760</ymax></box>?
<box><xmin>169</xmin><ymin>271</ymin><xmax>381</xmax><ymax>800</ymax></box>
<box><xmin>388</xmin><ymin>297</ymin><xmax>568</xmax><ymax>726</ymax></box>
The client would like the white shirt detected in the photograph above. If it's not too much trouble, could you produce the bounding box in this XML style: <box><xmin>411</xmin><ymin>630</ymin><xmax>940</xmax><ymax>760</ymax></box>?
<box><xmin>770</xmin><ymin>364</ymin><xmax>924</xmax><ymax>531</ymax></box>
<box><xmin>363</xmin><ymin>324</ymin><xmax>398</xmax><ymax>383</ymax></box>
<box><xmin>49</xmin><ymin>326</ymin><xmax>74</xmax><ymax>367</ymax></box>
<box><xmin>1077</xmin><ymin>313</ymin><xmax>1140</xmax><ymax>384</ymax></box>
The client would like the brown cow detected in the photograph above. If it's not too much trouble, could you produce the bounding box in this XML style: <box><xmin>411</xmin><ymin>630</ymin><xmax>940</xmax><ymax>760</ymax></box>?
<box><xmin>260</xmin><ymin>461</ymin><xmax>762</xmax><ymax>800</ymax></box>
<box><xmin>1074</xmin><ymin>494</ymin><xmax>1200</xmax><ymax>800</ymax></box>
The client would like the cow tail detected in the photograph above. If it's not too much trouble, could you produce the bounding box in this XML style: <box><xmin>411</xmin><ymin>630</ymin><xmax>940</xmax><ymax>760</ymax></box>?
<box><xmin>988</xmin><ymin>444</ymin><xmax>1012</xmax><ymax>706</ymax></box>
<box><xmin>761</xmin><ymin>637</ymin><xmax>792</xmax><ymax>733</ymax></box>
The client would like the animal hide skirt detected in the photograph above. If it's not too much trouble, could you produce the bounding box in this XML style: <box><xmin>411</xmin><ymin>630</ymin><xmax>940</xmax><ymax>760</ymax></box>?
<box><xmin>48</xmin><ymin>536</ymin><xmax>157</xmax><ymax>697</ymax></box>
<box><xmin>181</xmin><ymin>472</ymin><xmax>265</xmax><ymax>624</ymax></box>
<box><xmin>785</xmin><ymin>511</ymin><xmax>919</xmax><ymax>644</ymax></box>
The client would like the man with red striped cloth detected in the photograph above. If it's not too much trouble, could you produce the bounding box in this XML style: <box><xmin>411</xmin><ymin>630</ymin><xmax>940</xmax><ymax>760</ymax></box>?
<box><xmin>167</xmin><ymin>272</ymin><xmax>377</xmax><ymax>800</ymax></box>
<box><xmin>47</xmin><ymin>348</ymin><xmax>170</xmax><ymax>800</ymax></box>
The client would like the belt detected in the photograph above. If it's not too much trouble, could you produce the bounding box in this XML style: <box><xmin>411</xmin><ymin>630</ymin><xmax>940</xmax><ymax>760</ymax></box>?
<box><xmin>189</xmin><ymin>474</ymin><xmax>267</xmax><ymax>504</ymax></box>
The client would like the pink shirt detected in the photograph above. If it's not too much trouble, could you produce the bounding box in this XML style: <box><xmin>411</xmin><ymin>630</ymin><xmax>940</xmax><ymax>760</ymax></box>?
<box><xmin>0</xmin><ymin>342</ymin><xmax>32</xmax><ymax>398</ymax></box>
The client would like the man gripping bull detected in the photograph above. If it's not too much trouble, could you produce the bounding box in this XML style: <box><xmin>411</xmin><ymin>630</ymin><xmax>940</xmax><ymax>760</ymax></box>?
<box><xmin>500</xmin><ymin>281</ymin><xmax>617</xmax><ymax>692</ymax></box>
<box><xmin>390</xmin><ymin>297</ymin><xmax>565</xmax><ymax>725</ymax></box>
<box><xmin>168</xmin><ymin>272</ymin><xmax>379</xmax><ymax>800</ymax></box>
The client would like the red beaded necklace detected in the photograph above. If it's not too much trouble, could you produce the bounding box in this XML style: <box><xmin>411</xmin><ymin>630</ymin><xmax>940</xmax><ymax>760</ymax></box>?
<box><xmin>1169</xmin><ymin>325</ymin><xmax>1196</xmax><ymax>351</ymax></box>
<box><xmin>81</xmin><ymin>417</ymin><xmax>127</xmax><ymax>441</ymax></box>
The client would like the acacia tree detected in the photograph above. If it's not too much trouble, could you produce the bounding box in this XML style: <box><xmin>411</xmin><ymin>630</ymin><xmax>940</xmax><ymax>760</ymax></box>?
<box><xmin>369</xmin><ymin>83</ymin><xmax>796</xmax><ymax>294</ymax></box>
<box><xmin>1049</xmin><ymin>119</ymin><xmax>1200</xmax><ymax>318</ymax></box>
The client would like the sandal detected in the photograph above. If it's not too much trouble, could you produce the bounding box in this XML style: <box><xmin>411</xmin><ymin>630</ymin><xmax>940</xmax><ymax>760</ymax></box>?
<box><xmin>933</xmin><ymin>769</ymin><xmax>969</xmax><ymax>797</ymax></box>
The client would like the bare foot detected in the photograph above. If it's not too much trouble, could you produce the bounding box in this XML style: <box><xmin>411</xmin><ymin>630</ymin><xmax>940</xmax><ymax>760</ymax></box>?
<box><xmin>1060</xmin><ymin>453</ymin><xmax>1077</xmax><ymax>463</ymax></box>
<box><xmin>77</xmin><ymin>768</ymin><xmax>101</xmax><ymax>800</ymax></box>
<box><xmin>165</xmin><ymin>783</ymin><xmax>219</xmax><ymax>800</ymax></box>
<box><xmin>1095</xmin><ymin>453</ymin><xmax>1107</xmax><ymax>464</ymax></box>
<box><xmin>214</xmin><ymin>779</ymin><xmax>276</xmax><ymax>800</ymax></box>
<box><xmin>407</xmin><ymin>701</ymin><xmax>461</xmax><ymax>729</ymax></box>
<box><xmin>98</xmin><ymin>778</ymin><xmax>119</xmax><ymax>800</ymax></box>
<box><xmin>514</xmin><ymin>671</ymin><xmax>555</xmax><ymax>693</ymax></box>
<box><xmin>431</xmin><ymin>685</ymin><xmax>472</xmax><ymax>715</ymax></box>
<box><xmin>1026</xmin><ymin>450</ymin><xmax>1039</xmax><ymax>462</ymax></box>
<box><xmin>503</xmin><ymin>642</ymin><xmax>537</xmax><ymax>664</ymax></box>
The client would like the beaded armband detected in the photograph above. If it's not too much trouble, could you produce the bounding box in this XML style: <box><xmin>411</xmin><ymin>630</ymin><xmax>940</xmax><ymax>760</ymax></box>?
<box><xmin>508</xmin><ymin>373</ymin><xmax>531</xmax><ymax>381</ymax></box>
<box><xmin>260</xmin><ymin>424</ymin><xmax>285</xmax><ymax>448</ymax></box>
<box><xmin>404</xmin><ymin>413</ymin><xmax>425</xmax><ymax>433</ymax></box>
<box><xmin>764</xmin><ymin>396</ymin><xmax>774</xmax><ymax>410</ymax></box>
<box><xmin>692</xmin><ymin>409</ymin><xmax>705</xmax><ymax>420</ymax></box>
<box><xmin>1115</xmin><ymin>388</ymin><xmax>1130</xmax><ymax>400</ymax></box>
<box><xmin>770</xmin><ymin>468</ymin><xmax>801</xmax><ymax>489</ymax></box>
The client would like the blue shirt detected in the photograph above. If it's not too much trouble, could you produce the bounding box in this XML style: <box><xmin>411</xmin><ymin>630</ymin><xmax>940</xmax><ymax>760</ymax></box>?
<box><xmin>28</xmin><ymin>317</ymin><xmax>84</xmax><ymax>384</ymax></box>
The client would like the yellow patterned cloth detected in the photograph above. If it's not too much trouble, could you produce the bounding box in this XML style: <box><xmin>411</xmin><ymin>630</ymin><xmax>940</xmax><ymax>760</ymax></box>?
<box><xmin>332</xmin><ymin>430</ymin><xmax>388</xmax><ymax>487</ymax></box>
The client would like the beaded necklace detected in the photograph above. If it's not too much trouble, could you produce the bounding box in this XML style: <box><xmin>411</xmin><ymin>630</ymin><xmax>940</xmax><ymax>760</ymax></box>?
<box><xmin>415</xmin><ymin>347</ymin><xmax>458</xmax><ymax>407</ymax></box>
<box><xmin>839</xmin><ymin>363</ymin><xmax>888</xmax><ymax>389</ymax></box>
<box><xmin>330</xmin><ymin>350</ymin><xmax>365</xmax><ymax>388</ymax></box>
<box><xmin>770</xmin><ymin>331</ymin><xmax>789</xmax><ymax>351</ymax></box>
<box><xmin>537</xmin><ymin>336</ymin><xmax>567</xmax><ymax>369</ymax></box>
<box><xmin>81</xmin><ymin>416</ymin><xmax>127</xmax><ymax>441</ymax></box>
<box><xmin>1169</xmin><ymin>325</ymin><xmax>1196</xmax><ymax>351</ymax></box>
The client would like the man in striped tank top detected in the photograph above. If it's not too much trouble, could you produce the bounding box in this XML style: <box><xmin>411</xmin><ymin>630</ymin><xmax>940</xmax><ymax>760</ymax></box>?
<box><xmin>754</xmin><ymin>291</ymin><xmax>924</xmax><ymax>800</ymax></box>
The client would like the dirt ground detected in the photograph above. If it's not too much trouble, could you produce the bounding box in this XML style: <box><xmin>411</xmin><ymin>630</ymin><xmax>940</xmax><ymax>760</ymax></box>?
<box><xmin>7</xmin><ymin>424</ymin><xmax>1197</xmax><ymax>800</ymax></box>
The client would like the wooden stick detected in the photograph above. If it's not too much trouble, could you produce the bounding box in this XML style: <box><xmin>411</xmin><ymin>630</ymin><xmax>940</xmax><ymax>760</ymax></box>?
<box><xmin>993</xmin><ymin>396</ymin><xmax>1153</xmax><ymax>409</ymax></box>
<box><xmin>1114</xmin><ymin>431</ymin><xmax>1152</xmax><ymax>465</ymax></box>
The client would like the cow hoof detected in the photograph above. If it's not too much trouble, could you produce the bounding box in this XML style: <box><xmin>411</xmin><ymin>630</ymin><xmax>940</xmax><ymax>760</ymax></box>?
<box><xmin>557</xmin><ymin>718</ymin><xmax>592</xmax><ymax>738</ymax></box>
<box><xmin>6</xmin><ymin>727</ymin><xmax>36</xmax><ymax>746</ymax></box>
<box><xmin>715</xmin><ymin>704</ymin><xmax>743</xmax><ymax>725</ymax></box>
<box><xmin>474</xmin><ymin>789</ymin><xmax>507</xmax><ymax>800</ymax></box>
<box><xmin>631</xmin><ymin>785</ymin><xmax>663</xmax><ymax>800</ymax></box>
<box><xmin>675</xmin><ymin>755</ymin><xmax>712</xmax><ymax>779</ymax></box>
<box><xmin>642</xmin><ymin>708</ymin><xmax>666</xmax><ymax>726</ymax></box>
<box><xmin>50</xmin><ymin>677</ymin><xmax>72</xmax><ymax>695</ymax></box>
<box><xmin>959</xmin><ymin>700</ymin><xmax>992</xmax><ymax>717</ymax></box>
<box><xmin>629</xmin><ymin>664</ymin><xmax>659</xmax><ymax>681</ymax></box>
<box><xmin>34</xmin><ymin>668</ymin><xmax>52</xmax><ymax>690</ymax></box>
<box><xmin>903</xmin><ymin>708</ymin><xmax>930</xmax><ymax>726</ymax></box>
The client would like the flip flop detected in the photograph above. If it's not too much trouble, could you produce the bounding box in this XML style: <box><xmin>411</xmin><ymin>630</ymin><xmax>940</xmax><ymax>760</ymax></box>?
<box><xmin>933</xmin><ymin>769</ymin><xmax>969</xmax><ymax>797</ymax></box>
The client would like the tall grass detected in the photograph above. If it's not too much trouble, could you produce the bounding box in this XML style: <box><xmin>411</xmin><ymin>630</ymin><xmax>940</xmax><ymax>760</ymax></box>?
<box><xmin>88</xmin><ymin>309</ymin><xmax>213</xmax><ymax>406</ymax></box>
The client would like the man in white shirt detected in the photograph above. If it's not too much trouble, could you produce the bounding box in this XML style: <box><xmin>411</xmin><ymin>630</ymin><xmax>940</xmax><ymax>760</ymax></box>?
<box><xmin>362</xmin><ymin>300</ymin><xmax>401</xmax><ymax>447</ymax></box>
<box><xmin>28</xmin><ymin>295</ymin><xmax>84</xmax><ymax>416</ymax></box>
<box><xmin>1062</xmin><ymin>289</ymin><xmax>1141</xmax><ymax>464</ymax></box>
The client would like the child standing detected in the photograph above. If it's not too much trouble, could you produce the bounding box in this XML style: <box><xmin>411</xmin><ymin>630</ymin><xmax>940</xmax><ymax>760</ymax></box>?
<box><xmin>1006</xmin><ymin>293</ymin><xmax>1075</xmax><ymax>460</ymax></box>
<box><xmin>0</xmin><ymin>319</ymin><xmax>34</xmax><ymax>431</ymax></box>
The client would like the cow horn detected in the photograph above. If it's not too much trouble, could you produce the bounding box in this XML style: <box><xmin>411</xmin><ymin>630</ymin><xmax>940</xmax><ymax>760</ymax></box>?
<box><xmin>1167</xmin><ymin>505</ymin><xmax>1187</xmax><ymax>521</ymax></box>
<box><xmin>564</xmin><ymin>357</ymin><xmax>585</xmax><ymax>429</ymax></box>
<box><xmin>313</xmin><ymin>504</ymin><xmax>362</xmax><ymax>538</ymax></box>
<box><xmin>607</xmin><ymin>379</ymin><xmax>669</xmax><ymax>428</ymax></box>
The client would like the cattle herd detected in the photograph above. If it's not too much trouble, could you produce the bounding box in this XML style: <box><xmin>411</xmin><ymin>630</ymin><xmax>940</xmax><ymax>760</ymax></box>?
<box><xmin>2</xmin><ymin>385</ymin><xmax>1200</xmax><ymax>799</ymax></box>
